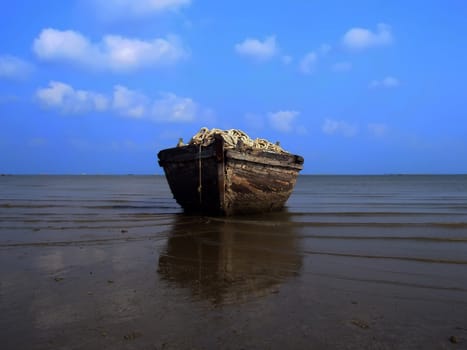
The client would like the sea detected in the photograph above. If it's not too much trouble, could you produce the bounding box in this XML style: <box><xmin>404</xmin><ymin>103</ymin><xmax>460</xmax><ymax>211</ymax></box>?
<box><xmin>1</xmin><ymin>175</ymin><xmax>467</xmax><ymax>349</ymax></box>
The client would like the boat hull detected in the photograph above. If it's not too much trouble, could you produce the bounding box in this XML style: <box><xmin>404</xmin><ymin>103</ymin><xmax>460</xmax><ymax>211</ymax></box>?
<box><xmin>158</xmin><ymin>137</ymin><xmax>303</xmax><ymax>215</ymax></box>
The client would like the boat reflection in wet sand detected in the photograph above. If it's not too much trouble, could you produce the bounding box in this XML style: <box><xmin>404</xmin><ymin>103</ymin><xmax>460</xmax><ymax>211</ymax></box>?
<box><xmin>157</xmin><ymin>213</ymin><xmax>302</xmax><ymax>305</ymax></box>
<box><xmin>157</xmin><ymin>128</ymin><xmax>304</xmax><ymax>216</ymax></box>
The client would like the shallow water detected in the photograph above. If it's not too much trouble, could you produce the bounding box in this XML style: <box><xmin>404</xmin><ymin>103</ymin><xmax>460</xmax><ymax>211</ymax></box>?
<box><xmin>1</xmin><ymin>175</ymin><xmax>467</xmax><ymax>349</ymax></box>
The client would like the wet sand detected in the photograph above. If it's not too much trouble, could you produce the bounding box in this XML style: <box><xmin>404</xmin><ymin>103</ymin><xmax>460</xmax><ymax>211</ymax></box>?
<box><xmin>1</xmin><ymin>175</ymin><xmax>467</xmax><ymax>349</ymax></box>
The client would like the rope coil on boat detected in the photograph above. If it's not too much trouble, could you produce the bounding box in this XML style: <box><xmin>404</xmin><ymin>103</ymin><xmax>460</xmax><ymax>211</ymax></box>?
<box><xmin>184</xmin><ymin>127</ymin><xmax>289</xmax><ymax>207</ymax></box>
<box><xmin>187</xmin><ymin>127</ymin><xmax>288</xmax><ymax>154</ymax></box>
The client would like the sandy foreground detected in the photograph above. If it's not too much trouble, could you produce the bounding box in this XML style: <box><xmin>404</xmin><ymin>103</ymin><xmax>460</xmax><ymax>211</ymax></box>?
<box><xmin>1</xmin><ymin>221</ymin><xmax>466</xmax><ymax>350</ymax></box>
<box><xmin>1</xmin><ymin>175</ymin><xmax>467</xmax><ymax>349</ymax></box>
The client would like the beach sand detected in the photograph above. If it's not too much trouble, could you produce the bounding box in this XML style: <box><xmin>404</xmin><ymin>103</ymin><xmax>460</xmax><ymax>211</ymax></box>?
<box><xmin>1</xmin><ymin>175</ymin><xmax>466</xmax><ymax>349</ymax></box>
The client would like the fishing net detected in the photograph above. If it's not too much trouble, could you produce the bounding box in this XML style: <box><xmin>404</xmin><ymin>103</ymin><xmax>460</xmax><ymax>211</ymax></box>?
<box><xmin>186</xmin><ymin>127</ymin><xmax>287</xmax><ymax>154</ymax></box>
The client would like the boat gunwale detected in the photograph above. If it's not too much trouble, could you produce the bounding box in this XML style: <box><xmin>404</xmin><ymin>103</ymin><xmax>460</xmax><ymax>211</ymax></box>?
<box><xmin>158</xmin><ymin>142</ymin><xmax>304</xmax><ymax>171</ymax></box>
<box><xmin>225</xmin><ymin>150</ymin><xmax>303</xmax><ymax>171</ymax></box>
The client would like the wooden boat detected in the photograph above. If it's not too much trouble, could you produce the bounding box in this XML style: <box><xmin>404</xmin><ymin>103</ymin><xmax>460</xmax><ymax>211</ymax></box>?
<box><xmin>158</xmin><ymin>134</ymin><xmax>304</xmax><ymax>216</ymax></box>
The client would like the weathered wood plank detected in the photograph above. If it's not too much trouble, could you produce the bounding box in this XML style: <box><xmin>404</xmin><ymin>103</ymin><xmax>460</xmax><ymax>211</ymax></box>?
<box><xmin>158</xmin><ymin>144</ymin><xmax>217</xmax><ymax>164</ymax></box>
<box><xmin>157</xmin><ymin>138</ymin><xmax>303</xmax><ymax>216</ymax></box>
<box><xmin>224</xmin><ymin>157</ymin><xmax>299</xmax><ymax>215</ymax></box>
<box><xmin>225</xmin><ymin>150</ymin><xmax>303</xmax><ymax>170</ymax></box>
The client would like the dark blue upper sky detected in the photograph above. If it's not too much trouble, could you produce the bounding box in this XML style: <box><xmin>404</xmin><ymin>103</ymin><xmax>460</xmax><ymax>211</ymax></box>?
<box><xmin>1</xmin><ymin>0</ymin><xmax>466</xmax><ymax>174</ymax></box>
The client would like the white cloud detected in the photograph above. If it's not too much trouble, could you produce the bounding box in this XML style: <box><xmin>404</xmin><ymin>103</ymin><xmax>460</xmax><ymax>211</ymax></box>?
<box><xmin>152</xmin><ymin>93</ymin><xmax>198</xmax><ymax>122</ymax></box>
<box><xmin>112</xmin><ymin>85</ymin><xmax>148</xmax><ymax>117</ymax></box>
<box><xmin>322</xmin><ymin>118</ymin><xmax>358</xmax><ymax>137</ymax></box>
<box><xmin>368</xmin><ymin>123</ymin><xmax>388</xmax><ymax>137</ymax></box>
<box><xmin>112</xmin><ymin>87</ymin><xmax>201</xmax><ymax>122</ymax></box>
<box><xmin>104</xmin><ymin>35</ymin><xmax>186</xmax><ymax>69</ymax></box>
<box><xmin>245</xmin><ymin>111</ymin><xmax>305</xmax><ymax>133</ymax></box>
<box><xmin>332</xmin><ymin>61</ymin><xmax>352</xmax><ymax>72</ymax></box>
<box><xmin>268</xmin><ymin>110</ymin><xmax>300</xmax><ymax>132</ymax></box>
<box><xmin>297</xmin><ymin>44</ymin><xmax>331</xmax><ymax>74</ymax></box>
<box><xmin>36</xmin><ymin>81</ymin><xmax>206</xmax><ymax>123</ymax></box>
<box><xmin>0</xmin><ymin>55</ymin><xmax>34</xmax><ymax>80</ymax></box>
<box><xmin>342</xmin><ymin>23</ymin><xmax>393</xmax><ymax>50</ymax></box>
<box><xmin>93</xmin><ymin>0</ymin><xmax>191</xmax><ymax>19</ymax></box>
<box><xmin>33</xmin><ymin>29</ymin><xmax>91</xmax><ymax>62</ymax></box>
<box><xmin>113</xmin><ymin>87</ymin><xmax>199</xmax><ymax>122</ymax></box>
<box><xmin>299</xmin><ymin>52</ymin><xmax>317</xmax><ymax>74</ymax></box>
<box><xmin>235</xmin><ymin>36</ymin><xmax>278</xmax><ymax>61</ymax></box>
<box><xmin>36</xmin><ymin>81</ymin><xmax>108</xmax><ymax>114</ymax></box>
<box><xmin>369</xmin><ymin>76</ymin><xmax>400</xmax><ymax>88</ymax></box>
<box><xmin>33</xmin><ymin>28</ymin><xmax>188</xmax><ymax>72</ymax></box>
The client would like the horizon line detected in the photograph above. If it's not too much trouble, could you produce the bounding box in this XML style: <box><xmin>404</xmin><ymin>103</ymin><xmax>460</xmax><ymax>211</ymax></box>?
<box><xmin>2</xmin><ymin>173</ymin><xmax>466</xmax><ymax>176</ymax></box>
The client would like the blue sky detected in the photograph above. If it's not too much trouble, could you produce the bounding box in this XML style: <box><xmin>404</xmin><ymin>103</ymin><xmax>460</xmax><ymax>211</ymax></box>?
<box><xmin>1</xmin><ymin>0</ymin><xmax>466</xmax><ymax>174</ymax></box>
